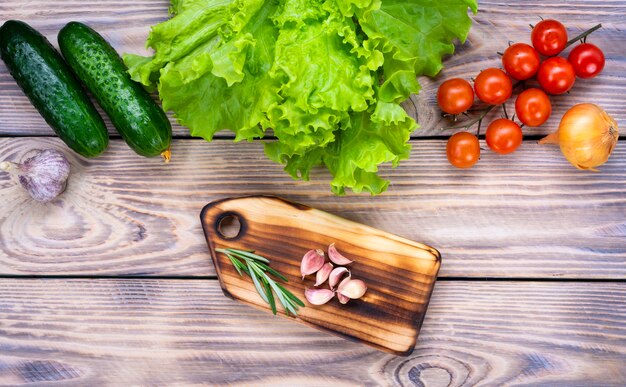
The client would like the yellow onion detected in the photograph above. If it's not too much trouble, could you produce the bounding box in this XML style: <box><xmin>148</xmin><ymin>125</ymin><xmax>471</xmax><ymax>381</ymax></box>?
<box><xmin>540</xmin><ymin>103</ymin><xmax>618</xmax><ymax>171</ymax></box>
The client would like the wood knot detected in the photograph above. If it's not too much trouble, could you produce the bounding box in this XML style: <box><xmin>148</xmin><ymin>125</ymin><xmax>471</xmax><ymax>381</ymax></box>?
<box><xmin>13</xmin><ymin>360</ymin><xmax>81</xmax><ymax>383</ymax></box>
<box><xmin>382</xmin><ymin>353</ymin><xmax>482</xmax><ymax>387</ymax></box>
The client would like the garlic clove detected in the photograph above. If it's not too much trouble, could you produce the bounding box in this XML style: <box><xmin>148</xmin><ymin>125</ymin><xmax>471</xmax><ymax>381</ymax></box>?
<box><xmin>337</xmin><ymin>276</ymin><xmax>351</xmax><ymax>290</ymax></box>
<box><xmin>338</xmin><ymin>279</ymin><xmax>367</xmax><ymax>299</ymax></box>
<box><xmin>328</xmin><ymin>243</ymin><xmax>353</xmax><ymax>265</ymax></box>
<box><xmin>315</xmin><ymin>262</ymin><xmax>333</xmax><ymax>286</ymax></box>
<box><xmin>304</xmin><ymin>288</ymin><xmax>335</xmax><ymax>305</ymax></box>
<box><xmin>329</xmin><ymin>267</ymin><xmax>350</xmax><ymax>290</ymax></box>
<box><xmin>300</xmin><ymin>249</ymin><xmax>325</xmax><ymax>279</ymax></box>
<box><xmin>1</xmin><ymin>149</ymin><xmax>71</xmax><ymax>203</ymax></box>
<box><xmin>337</xmin><ymin>293</ymin><xmax>350</xmax><ymax>304</ymax></box>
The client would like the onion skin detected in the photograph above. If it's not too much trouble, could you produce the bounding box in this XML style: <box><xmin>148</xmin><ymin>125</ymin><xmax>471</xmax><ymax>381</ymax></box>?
<box><xmin>540</xmin><ymin>103</ymin><xmax>618</xmax><ymax>171</ymax></box>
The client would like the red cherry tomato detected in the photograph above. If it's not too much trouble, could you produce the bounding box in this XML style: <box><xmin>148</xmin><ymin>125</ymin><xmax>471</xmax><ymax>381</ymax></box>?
<box><xmin>485</xmin><ymin>118</ymin><xmax>523</xmax><ymax>155</ymax></box>
<box><xmin>531</xmin><ymin>19</ymin><xmax>568</xmax><ymax>56</ymax></box>
<box><xmin>447</xmin><ymin>132</ymin><xmax>480</xmax><ymax>169</ymax></box>
<box><xmin>474</xmin><ymin>68</ymin><xmax>513</xmax><ymax>105</ymax></box>
<box><xmin>502</xmin><ymin>43</ymin><xmax>541</xmax><ymax>80</ymax></box>
<box><xmin>437</xmin><ymin>78</ymin><xmax>475</xmax><ymax>115</ymax></box>
<box><xmin>515</xmin><ymin>88</ymin><xmax>552</xmax><ymax>127</ymax></box>
<box><xmin>568</xmin><ymin>43</ymin><xmax>605</xmax><ymax>79</ymax></box>
<box><xmin>537</xmin><ymin>57</ymin><xmax>576</xmax><ymax>95</ymax></box>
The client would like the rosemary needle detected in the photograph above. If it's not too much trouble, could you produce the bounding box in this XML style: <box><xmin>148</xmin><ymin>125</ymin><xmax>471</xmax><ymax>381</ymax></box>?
<box><xmin>216</xmin><ymin>248</ymin><xmax>304</xmax><ymax>316</ymax></box>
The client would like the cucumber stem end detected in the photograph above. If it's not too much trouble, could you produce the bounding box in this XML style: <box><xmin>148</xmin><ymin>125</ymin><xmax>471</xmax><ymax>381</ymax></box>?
<box><xmin>161</xmin><ymin>148</ymin><xmax>171</xmax><ymax>163</ymax></box>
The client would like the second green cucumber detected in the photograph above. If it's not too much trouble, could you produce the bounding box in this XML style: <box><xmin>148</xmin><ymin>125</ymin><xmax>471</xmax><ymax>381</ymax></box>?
<box><xmin>58</xmin><ymin>22</ymin><xmax>172</xmax><ymax>160</ymax></box>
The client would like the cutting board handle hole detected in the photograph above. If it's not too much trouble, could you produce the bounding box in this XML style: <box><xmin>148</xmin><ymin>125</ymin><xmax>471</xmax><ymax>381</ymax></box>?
<box><xmin>216</xmin><ymin>212</ymin><xmax>244</xmax><ymax>240</ymax></box>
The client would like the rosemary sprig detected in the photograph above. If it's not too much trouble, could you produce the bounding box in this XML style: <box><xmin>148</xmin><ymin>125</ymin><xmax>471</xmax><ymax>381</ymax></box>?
<box><xmin>216</xmin><ymin>248</ymin><xmax>304</xmax><ymax>316</ymax></box>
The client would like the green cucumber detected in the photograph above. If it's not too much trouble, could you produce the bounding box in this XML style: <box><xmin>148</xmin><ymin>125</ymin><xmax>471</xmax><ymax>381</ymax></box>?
<box><xmin>58</xmin><ymin>22</ymin><xmax>172</xmax><ymax>160</ymax></box>
<box><xmin>0</xmin><ymin>20</ymin><xmax>108</xmax><ymax>158</ymax></box>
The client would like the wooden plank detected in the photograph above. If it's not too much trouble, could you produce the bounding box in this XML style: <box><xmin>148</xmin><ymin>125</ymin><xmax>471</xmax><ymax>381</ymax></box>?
<box><xmin>1</xmin><ymin>0</ymin><xmax>624</xmax><ymax>137</ymax></box>
<box><xmin>0</xmin><ymin>137</ymin><xmax>624</xmax><ymax>278</ymax></box>
<box><xmin>0</xmin><ymin>279</ymin><xmax>624</xmax><ymax>385</ymax></box>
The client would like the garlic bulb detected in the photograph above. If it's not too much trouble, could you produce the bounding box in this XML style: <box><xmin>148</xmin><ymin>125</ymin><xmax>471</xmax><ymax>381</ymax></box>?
<box><xmin>0</xmin><ymin>149</ymin><xmax>71</xmax><ymax>202</ymax></box>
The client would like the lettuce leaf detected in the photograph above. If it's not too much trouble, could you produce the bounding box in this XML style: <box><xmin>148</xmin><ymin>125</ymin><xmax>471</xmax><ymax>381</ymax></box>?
<box><xmin>282</xmin><ymin>102</ymin><xmax>416</xmax><ymax>195</ymax></box>
<box><xmin>125</xmin><ymin>0</ymin><xmax>477</xmax><ymax>194</ymax></box>
<box><xmin>266</xmin><ymin>1</ymin><xmax>380</xmax><ymax>158</ymax></box>
<box><xmin>135</xmin><ymin>0</ymin><xmax>282</xmax><ymax>142</ymax></box>
<box><xmin>358</xmin><ymin>0</ymin><xmax>477</xmax><ymax>102</ymax></box>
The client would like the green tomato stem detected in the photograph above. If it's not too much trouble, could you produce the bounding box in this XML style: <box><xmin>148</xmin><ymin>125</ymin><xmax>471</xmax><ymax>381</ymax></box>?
<box><xmin>445</xmin><ymin>104</ymin><xmax>496</xmax><ymax>130</ymax></box>
<box><xmin>566</xmin><ymin>24</ymin><xmax>602</xmax><ymax>48</ymax></box>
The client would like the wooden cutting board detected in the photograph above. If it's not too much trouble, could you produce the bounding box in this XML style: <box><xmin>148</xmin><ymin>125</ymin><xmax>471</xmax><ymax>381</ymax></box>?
<box><xmin>200</xmin><ymin>196</ymin><xmax>441</xmax><ymax>356</ymax></box>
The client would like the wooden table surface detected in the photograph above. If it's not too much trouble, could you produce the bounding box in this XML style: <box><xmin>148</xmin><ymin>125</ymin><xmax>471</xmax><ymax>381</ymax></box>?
<box><xmin>1</xmin><ymin>1</ymin><xmax>625</xmax><ymax>385</ymax></box>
